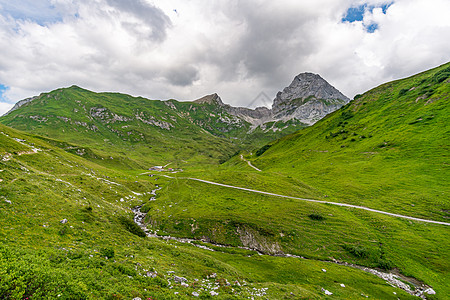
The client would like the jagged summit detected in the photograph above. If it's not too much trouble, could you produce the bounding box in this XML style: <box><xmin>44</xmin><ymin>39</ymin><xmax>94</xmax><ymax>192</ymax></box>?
<box><xmin>193</xmin><ymin>93</ymin><xmax>224</xmax><ymax>105</ymax></box>
<box><xmin>272</xmin><ymin>72</ymin><xmax>350</xmax><ymax>124</ymax></box>
<box><xmin>192</xmin><ymin>73</ymin><xmax>350</xmax><ymax>126</ymax></box>
<box><xmin>274</xmin><ymin>73</ymin><xmax>349</xmax><ymax>104</ymax></box>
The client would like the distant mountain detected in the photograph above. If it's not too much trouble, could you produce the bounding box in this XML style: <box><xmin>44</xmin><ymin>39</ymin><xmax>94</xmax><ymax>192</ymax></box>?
<box><xmin>192</xmin><ymin>73</ymin><xmax>350</xmax><ymax>128</ymax></box>
<box><xmin>272</xmin><ymin>73</ymin><xmax>350</xmax><ymax>124</ymax></box>
<box><xmin>0</xmin><ymin>72</ymin><xmax>349</xmax><ymax>165</ymax></box>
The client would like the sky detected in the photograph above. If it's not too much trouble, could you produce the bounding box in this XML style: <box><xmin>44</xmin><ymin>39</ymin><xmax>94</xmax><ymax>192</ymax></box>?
<box><xmin>0</xmin><ymin>0</ymin><xmax>449</xmax><ymax>115</ymax></box>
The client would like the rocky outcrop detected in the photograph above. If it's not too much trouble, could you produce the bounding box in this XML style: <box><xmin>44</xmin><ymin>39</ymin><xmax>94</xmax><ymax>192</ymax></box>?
<box><xmin>272</xmin><ymin>73</ymin><xmax>350</xmax><ymax>124</ymax></box>
<box><xmin>193</xmin><ymin>93</ymin><xmax>224</xmax><ymax>105</ymax></box>
<box><xmin>4</xmin><ymin>96</ymin><xmax>38</xmax><ymax>116</ymax></box>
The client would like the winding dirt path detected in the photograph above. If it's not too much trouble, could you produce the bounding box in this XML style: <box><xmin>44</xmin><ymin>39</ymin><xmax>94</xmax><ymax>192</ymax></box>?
<box><xmin>240</xmin><ymin>155</ymin><xmax>261</xmax><ymax>172</ymax></box>
<box><xmin>161</xmin><ymin>175</ymin><xmax>450</xmax><ymax>226</ymax></box>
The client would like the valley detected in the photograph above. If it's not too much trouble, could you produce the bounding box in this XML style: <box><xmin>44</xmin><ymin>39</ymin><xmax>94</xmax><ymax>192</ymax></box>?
<box><xmin>0</xmin><ymin>63</ymin><xmax>449</xmax><ymax>299</ymax></box>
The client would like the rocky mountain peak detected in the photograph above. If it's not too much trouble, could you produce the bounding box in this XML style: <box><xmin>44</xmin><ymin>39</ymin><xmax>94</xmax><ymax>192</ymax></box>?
<box><xmin>272</xmin><ymin>72</ymin><xmax>350</xmax><ymax>124</ymax></box>
<box><xmin>193</xmin><ymin>93</ymin><xmax>224</xmax><ymax>106</ymax></box>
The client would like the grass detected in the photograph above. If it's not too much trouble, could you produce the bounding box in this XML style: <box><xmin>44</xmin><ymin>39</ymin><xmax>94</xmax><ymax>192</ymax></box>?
<box><xmin>0</xmin><ymin>123</ymin><xmax>421</xmax><ymax>299</ymax></box>
<box><xmin>0</xmin><ymin>62</ymin><xmax>449</xmax><ymax>298</ymax></box>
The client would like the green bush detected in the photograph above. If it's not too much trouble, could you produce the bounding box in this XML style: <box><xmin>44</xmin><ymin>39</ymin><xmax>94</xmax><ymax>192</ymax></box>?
<box><xmin>118</xmin><ymin>216</ymin><xmax>146</xmax><ymax>237</ymax></box>
<box><xmin>343</xmin><ymin>245</ymin><xmax>369</xmax><ymax>258</ymax></box>
<box><xmin>308</xmin><ymin>213</ymin><xmax>324</xmax><ymax>221</ymax></box>
<box><xmin>256</xmin><ymin>144</ymin><xmax>272</xmax><ymax>156</ymax></box>
<box><xmin>398</xmin><ymin>88</ymin><xmax>409</xmax><ymax>97</ymax></box>
<box><xmin>376</xmin><ymin>258</ymin><xmax>394</xmax><ymax>270</ymax></box>
<box><xmin>341</xmin><ymin>110</ymin><xmax>354</xmax><ymax>120</ymax></box>
<box><xmin>100</xmin><ymin>247</ymin><xmax>115</xmax><ymax>259</ymax></box>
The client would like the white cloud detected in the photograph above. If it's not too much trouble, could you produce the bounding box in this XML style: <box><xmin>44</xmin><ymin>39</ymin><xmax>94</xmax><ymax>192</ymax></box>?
<box><xmin>0</xmin><ymin>102</ymin><xmax>13</xmax><ymax>116</ymax></box>
<box><xmin>0</xmin><ymin>0</ymin><xmax>449</xmax><ymax>109</ymax></box>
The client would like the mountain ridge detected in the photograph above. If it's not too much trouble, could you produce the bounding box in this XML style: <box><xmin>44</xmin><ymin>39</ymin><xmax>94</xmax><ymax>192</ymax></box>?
<box><xmin>4</xmin><ymin>72</ymin><xmax>350</xmax><ymax>129</ymax></box>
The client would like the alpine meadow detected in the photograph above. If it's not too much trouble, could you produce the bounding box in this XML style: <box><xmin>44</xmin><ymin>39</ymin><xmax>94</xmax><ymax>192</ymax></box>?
<box><xmin>0</xmin><ymin>56</ymin><xmax>449</xmax><ymax>300</ymax></box>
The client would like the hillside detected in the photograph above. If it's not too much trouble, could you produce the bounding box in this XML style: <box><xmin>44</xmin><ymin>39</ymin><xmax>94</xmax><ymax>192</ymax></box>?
<box><xmin>0</xmin><ymin>64</ymin><xmax>448</xmax><ymax>299</ymax></box>
<box><xmin>0</xmin><ymin>73</ymin><xmax>350</xmax><ymax>169</ymax></box>
<box><xmin>253</xmin><ymin>62</ymin><xmax>450</xmax><ymax>220</ymax></box>
<box><xmin>137</xmin><ymin>63</ymin><xmax>450</xmax><ymax>298</ymax></box>
<box><xmin>0</xmin><ymin>123</ymin><xmax>424</xmax><ymax>299</ymax></box>
<box><xmin>0</xmin><ymin>86</ymin><xmax>243</xmax><ymax>168</ymax></box>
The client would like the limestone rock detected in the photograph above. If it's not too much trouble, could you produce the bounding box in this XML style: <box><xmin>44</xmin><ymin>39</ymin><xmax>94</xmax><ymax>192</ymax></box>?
<box><xmin>174</xmin><ymin>276</ymin><xmax>187</xmax><ymax>283</ymax></box>
<box><xmin>272</xmin><ymin>73</ymin><xmax>350</xmax><ymax>125</ymax></box>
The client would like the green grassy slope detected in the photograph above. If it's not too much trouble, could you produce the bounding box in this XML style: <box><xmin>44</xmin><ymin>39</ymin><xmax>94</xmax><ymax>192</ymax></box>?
<box><xmin>138</xmin><ymin>63</ymin><xmax>450</xmax><ymax>297</ymax></box>
<box><xmin>0</xmin><ymin>87</ymin><xmax>306</xmax><ymax>169</ymax></box>
<box><xmin>1</xmin><ymin>123</ymin><xmax>419</xmax><ymax>299</ymax></box>
<box><xmin>252</xmin><ymin>62</ymin><xmax>450</xmax><ymax>220</ymax></box>
<box><xmin>0</xmin><ymin>86</ymin><xmax>241</xmax><ymax>168</ymax></box>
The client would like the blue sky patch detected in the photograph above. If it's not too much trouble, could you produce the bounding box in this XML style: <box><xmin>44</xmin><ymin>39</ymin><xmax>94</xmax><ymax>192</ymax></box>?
<box><xmin>0</xmin><ymin>84</ymin><xmax>9</xmax><ymax>102</ymax></box>
<box><xmin>342</xmin><ymin>2</ymin><xmax>393</xmax><ymax>32</ymax></box>
<box><xmin>0</xmin><ymin>0</ymin><xmax>63</xmax><ymax>26</ymax></box>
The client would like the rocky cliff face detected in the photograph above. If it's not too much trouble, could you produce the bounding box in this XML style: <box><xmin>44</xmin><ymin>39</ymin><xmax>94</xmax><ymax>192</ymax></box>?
<box><xmin>272</xmin><ymin>73</ymin><xmax>350</xmax><ymax>124</ymax></box>
<box><xmin>4</xmin><ymin>96</ymin><xmax>38</xmax><ymax>116</ymax></box>
<box><xmin>195</xmin><ymin>73</ymin><xmax>350</xmax><ymax>127</ymax></box>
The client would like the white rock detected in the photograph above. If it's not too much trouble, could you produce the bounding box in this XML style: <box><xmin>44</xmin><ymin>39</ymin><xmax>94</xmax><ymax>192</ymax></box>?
<box><xmin>322</xmin><ymin>269</ymin><xmax>327</xmax><ymax>272</ymax></box>
<box><xmin>192</xmin><ymin>292</ymin><xmax>199</xmax><ymax>297</ymax></box>
<box><xmin>210</xmin><ymin>291</ymin><xmax>219</xmax><ymax>296</ymax></box>
<box><xmin>322</xmin><ymin>288</ymin><xmax>332</xmax><ymax>295</ymax></box>
<box><xmin>425</xmin><ymin>288</ymin><xmax>436</xmax><ymax>295</ymax></box>
<box><xmin>340</xmin><ymin>283</ymin><xmax>345</xmax><ymax>288</ymax></box>
<box><xmin>174</xmin><ymin>276</ymin><xmax>187</xmax><ymax>283</ymax></box>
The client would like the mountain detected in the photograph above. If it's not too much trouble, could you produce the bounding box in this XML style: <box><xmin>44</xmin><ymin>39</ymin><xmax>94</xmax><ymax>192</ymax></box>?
<box><xmin>272</xmin><ymin>73</ymin><xmax>350</xmax><ymax>124</ymax></box>
<box><xmin>0</xmin><ymin>109</ymin><xmax>415</xmax><ymax>300</ymax></box>
<box><xmin>136</xmin><ymin>62</ymin><xmax>450</xmax><ymax>297</ymax></box>
<box><xmin>253</xmin><ymin>62</ymin><xmax>450</xmax><ymax>220</ymax></box>
<box><xmin>192</xmin><ymin>73</ymin><xmax>350</xmax><ymax>127</ymax></box>
<box><xmin>0</xmin><ymin>73</ymin><xmax>349</xmax><ymax>166</ymax></box>
<box><xmin>1</xmin><ymin>64</ymin><xmax>448</xmax><ymax>299</ymax></box>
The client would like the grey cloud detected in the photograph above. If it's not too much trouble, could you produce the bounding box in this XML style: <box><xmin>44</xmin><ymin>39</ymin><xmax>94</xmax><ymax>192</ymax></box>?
<box><xmin>196</xmin><ymin>2</ymin><xmax>322</xmax><ymax>97</ymax></box>
<box><xmin>165</xmin><ymin>65</ymin><xmax>199</xmax><ymax>87</ymax></box>
<box><xmin>106</xmin><ymin>0</ymin><xmax>171</xmax><ymax>41</ymax></box>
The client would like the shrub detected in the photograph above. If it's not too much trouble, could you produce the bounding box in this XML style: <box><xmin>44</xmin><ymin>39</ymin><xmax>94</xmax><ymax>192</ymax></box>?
<box><xmin>376</xmin><ymin>258</ymin><xmax>394</xmax><ymax>270</ymax></box>
<box><xmin>118</xmin><ymin>216</ymin><xmax>146</xmax><ymax>237</ymax></box>
<box><xmin>343</xmin><ymin>245</ymin><xmax>369</xmax><ymax>258</ymax></box>
<box><xmin>341</xmin><ymin>110</ymin><xmax>354</xmax><ymax>120</ymax></box>
<box><xmin>430</xmin><ymin>66</ymin><xmax>450</xmax><ymax>84</ymax></box>
<box><xmin>308</xmin><ymin>213</ymin><xmax>324</xmax><ymax>221</ymax></box>
<box><xmin>113</xmin><ymin>263</ymin><xmax>136</xmax><ymax>276</ymax></box>
<box><xmin>256</xmin><ymin>144</ymin><xmax>272</xmax><ymax>156</ymax></box>
<box><xmin>100</xmin><ymin>247</ymin><xmax>115</xmax><ymax>259</ymax></box>
<box><xmin>58</xmin><ymin>224</ymin><xmax>69</xmax><ymax>236</ymax></box>
<box><xmin>398</xmin><ymin>88</ymin><xmax>409</xmax><ymax>97</ymax></box>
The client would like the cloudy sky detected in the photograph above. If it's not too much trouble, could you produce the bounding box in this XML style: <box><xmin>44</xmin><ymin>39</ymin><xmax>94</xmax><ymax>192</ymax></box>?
<box><xmin>0</xmin><ymin>0</ymin><xmax>449</xmax><ymax>115</ymax></box>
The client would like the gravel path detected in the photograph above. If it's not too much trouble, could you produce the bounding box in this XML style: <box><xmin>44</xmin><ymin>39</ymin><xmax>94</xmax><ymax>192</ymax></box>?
<box><xmin>240</xmin><ymin>155</ymin><xmax>262</xmax><ymax>172</ymax></box>
<box><xmin>162</xmin><ymin>175</ymin><xmax>450</xmax><ymax>226</ymax></box>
